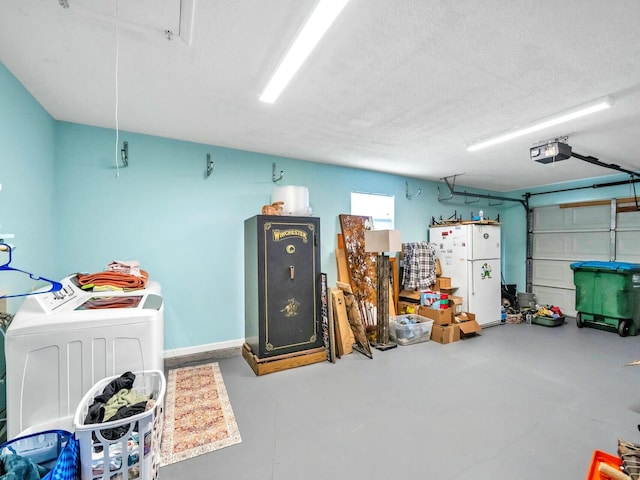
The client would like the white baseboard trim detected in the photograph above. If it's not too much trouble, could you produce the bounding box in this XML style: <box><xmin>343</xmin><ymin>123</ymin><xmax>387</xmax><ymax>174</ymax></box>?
<box><xmin>163</xmin><ymin>338</ymin><xmax>244</xmax><ymax>359</ymax></box>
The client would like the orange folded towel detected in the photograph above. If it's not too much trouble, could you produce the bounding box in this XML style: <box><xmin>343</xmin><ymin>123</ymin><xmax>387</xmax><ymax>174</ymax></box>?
<box><xmin>76</xmin><ymin>270</ymin><xmax>149</xmax><ymax>290</ymax></box>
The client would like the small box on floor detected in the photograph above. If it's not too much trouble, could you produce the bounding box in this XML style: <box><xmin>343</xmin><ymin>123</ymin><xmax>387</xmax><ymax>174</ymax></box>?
<box><xmin>454</xmin><ymin>312</ymin><xmax>481</xmax><ymax>338</ymax></box>
<box><xmin>389</xmin><ymin>314</ymin><xmax>434</xmax><ymax>345</ymax></box>
<box><xmin>431</xmin><ymin>324</ymin><xmax>460</xmax><ymax>344</ymax></box>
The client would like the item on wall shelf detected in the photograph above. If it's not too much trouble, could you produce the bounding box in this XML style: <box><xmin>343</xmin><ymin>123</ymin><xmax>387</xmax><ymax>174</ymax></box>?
<box><xmin>0</xmin><ymin>243</ymin><xmax>62</xmax><ymax>299</ymax></box>
<box><xmin>430</xmin><ymin>210</ymin><xmax>463</xmax><ymax>226</ymax></box>
<box><xmin>338</xmin><ymin>214</ymin><xmax>377</xmax><ymax>330</ymax></box>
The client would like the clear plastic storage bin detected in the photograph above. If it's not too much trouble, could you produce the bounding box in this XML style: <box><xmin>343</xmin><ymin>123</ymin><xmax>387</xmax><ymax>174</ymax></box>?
<box><xmin>73</xmin><ymin>370</ymin><xmax>166</xmax><ymax>480</ymax></box>
<box><xmin>389</xmin><ymin>314</ymin><xmax>434</xmax><ymax>345</ymax></box>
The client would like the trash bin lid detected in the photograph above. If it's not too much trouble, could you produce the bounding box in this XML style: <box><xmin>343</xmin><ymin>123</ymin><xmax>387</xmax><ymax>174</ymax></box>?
<box><xmin>570</xmin><ymin>261</ymin><xmax>640</xmax><ymax>272</ymax></box>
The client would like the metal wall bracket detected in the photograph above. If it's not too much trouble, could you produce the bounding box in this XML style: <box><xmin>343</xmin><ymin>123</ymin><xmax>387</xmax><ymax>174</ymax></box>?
<box><xmin>120</xmin><ymin>141</ymin><xmax>129</xmax><ymax>167</ymax></box>
<box><xmin>206</xmin><ymin>153</ymin><xmax>213</xmax><ymax>178</ymax></box>
<box><xmin>464</xmin><ymin>191</ymin><xmax>480</xmax><ymax>204</ymax></box>
<box><xmin>272</xmin><ymin>163</ymin><xmax>284</xmax><ymax>183</ymax></box>
<box><xmin>405</xmin><ymin>182</ymin><xmax>421</xmax><ymax>199</ymax></box>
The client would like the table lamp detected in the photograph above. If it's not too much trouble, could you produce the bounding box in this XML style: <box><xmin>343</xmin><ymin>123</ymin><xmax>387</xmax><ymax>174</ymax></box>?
<box><xmin>364</xmin><ymin>229</ymin><xmax>402</xmax><ymax>350</ymax></box>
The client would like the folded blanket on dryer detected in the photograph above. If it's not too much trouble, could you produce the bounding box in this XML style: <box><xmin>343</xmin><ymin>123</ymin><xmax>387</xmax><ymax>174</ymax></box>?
<box><xmin>75</xmin><ymin>270</ymin><xmax>149</xmax><ymax>290</ymax></box>
<box><xmin>107</xmin><ymin>260</ymin><xmax>142</xmax><ymax>277</ymax></box>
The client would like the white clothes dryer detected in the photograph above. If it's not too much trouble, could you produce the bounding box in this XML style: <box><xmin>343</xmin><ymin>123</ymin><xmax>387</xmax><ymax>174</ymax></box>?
<box><xmin>5</xmin><ymin>274</ymin><xmax>164</xmax><ymax>438</ymax></box>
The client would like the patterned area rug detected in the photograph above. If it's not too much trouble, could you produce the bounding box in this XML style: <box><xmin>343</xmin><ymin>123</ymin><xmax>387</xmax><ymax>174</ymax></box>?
<box><xmin>160</xmin><ymin>362</ymin><xmax>242</xmax><ymax>466</ymax></box>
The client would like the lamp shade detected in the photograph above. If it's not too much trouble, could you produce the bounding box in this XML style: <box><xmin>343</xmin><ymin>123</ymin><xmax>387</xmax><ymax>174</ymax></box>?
<box><xmin>364</xmin><ymin>230</ymin><xmax>402</xmax><ymax>253</ymax></box>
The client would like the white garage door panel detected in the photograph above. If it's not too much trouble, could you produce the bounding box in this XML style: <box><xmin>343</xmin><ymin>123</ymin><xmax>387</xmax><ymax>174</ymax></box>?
<box><xmin>617</xmin><ymin>210</ymin><xmax>640</xmax><ymax>229</ymax></box>
<box><xmin>533</xmin><ymin>204</ymin><xmax>609</xmax><ymax>232</ymax></box>
<box><xmin>531</xmin><ymin>260</ymin><xmax>575</xmax><ymax>289</ymax></box>
<box><xmin>616</xmin><ymin>231</ymin><xmax>640</xmax><ymax>262</ymax></box>
<box><xmin>532</xmin><ymin>205</ymin><xmax>567</xmax><ymax>231</ymax></box>
<box><xmin>532</xmin><ymin>285</ymin><xmax>576</xmax><ymax>317</ymax></box>
<box><xmin>531</xmin><ymin>202</ymin><xmax>640</xmax><ymax>316</ymax></box>
<box><xmin>532</xmin><ymin>232</ymin><xmax>609</xmax><ymax>260</ymax></box>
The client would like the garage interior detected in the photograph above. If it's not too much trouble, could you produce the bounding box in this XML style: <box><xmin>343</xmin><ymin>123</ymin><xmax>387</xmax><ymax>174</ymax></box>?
<box><xmin>2</xmin><ymin>1</ymin><xmax>640</xmax><ymax>479</ymax></box>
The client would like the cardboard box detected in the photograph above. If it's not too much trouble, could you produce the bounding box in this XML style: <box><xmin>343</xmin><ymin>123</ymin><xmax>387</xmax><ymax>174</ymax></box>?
<box><xmin>389</xmin><ymin>315</ymin><xmax>434</xmax><ymax>346</ymax></box>
<box><xmin>455</xmin><ymin>312</ymin><xmax>481</xmax><ymax>338</ymax></box>
<box><xmin>449</xmin><ymin>295</ymin><xmax>463</xmax><ymax>313</ymax></box>
<box><xmin>454</xmin><ymin>311</ymin><xmax>471</xmax><ymax>322</ymax></box>
<box><xmin>417</xmin><ymin>305</ymin><xmax>453</xmax><ymax>325</ymax></box>
<box><xmin>398</xmin><ymin>301</ymin><xmax>419</xmax><ymax>315</ymax></box>
<box><xmin>430</xmin><ymin>324</ymin><xmax>460</xmax><ymax>344</ymax></box>
<box><xmin>399</xmin><ymin>289</ymin><xmax>420</xmax><ymax>303</ymax></box>
<box><xmin>434</xmin><ymin>277</ymin><xmax>451</xmax><ymax>290</ymax></box>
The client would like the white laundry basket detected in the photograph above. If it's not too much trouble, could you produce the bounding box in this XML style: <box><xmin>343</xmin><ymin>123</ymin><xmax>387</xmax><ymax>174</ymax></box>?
<box><xmin>73</xmin><ymin>370</ymin><xmax>166</xmax><ymax>480</ymax></box>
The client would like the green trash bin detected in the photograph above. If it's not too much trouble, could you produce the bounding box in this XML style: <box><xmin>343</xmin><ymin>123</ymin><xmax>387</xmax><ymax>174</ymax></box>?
<box><xmin>570</xmin><ymin>261</ymin><xmax>640</xmax><ymax>337</ymax></box>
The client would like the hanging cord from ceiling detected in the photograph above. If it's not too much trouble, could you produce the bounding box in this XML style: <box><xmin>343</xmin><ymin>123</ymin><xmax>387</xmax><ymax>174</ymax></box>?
<box><xmin>114</xmin><ymin>0</ymin><xmax>121</xmax><ymax>177</ymax></box>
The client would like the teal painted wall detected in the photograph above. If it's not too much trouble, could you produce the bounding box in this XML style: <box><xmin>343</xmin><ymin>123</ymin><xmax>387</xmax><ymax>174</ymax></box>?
<box><xmin>4</xmin><ymin>59</ymin><xmax>638</xmax><ymax>351</ymax></box>
<box><xmin>52</xmin><ymin>122</ymin><xmax>475</xmax><ymax>350</ymax></box>
<box><xmin>0</xmin><ymin>62</ymin><xmax>56</xmax><ymax>309</ymax></box>
<box><xmin>0</xmin><ymin>62</ymin><xmax>56</xmax><ymax>430</ymax></box>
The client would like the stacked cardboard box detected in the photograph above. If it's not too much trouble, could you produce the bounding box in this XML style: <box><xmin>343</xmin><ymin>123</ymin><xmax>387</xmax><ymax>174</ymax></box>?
<box><xmin>415</xmin><ymin>306</ymin><xmax>481</xmax><ymax>344</ymax></box>
<box><xmin>396</xmin><ymin>258</ymin><xmax>480</xmax><ymax>344</ymax></box>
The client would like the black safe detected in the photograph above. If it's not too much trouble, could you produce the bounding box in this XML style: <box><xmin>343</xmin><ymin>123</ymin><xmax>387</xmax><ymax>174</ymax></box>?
<box><xmin>244</xmin><ymin>215</ymin><xmax>323</xmax><ymax>358</ymax></box>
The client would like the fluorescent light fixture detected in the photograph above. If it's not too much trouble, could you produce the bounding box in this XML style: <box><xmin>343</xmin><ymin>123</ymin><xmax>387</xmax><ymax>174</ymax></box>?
<box><xmin>466</xmin><ymin>97</ymin><xmax>612</xmax><ymax>152</ymax></box>
<box><xmin>259</xmin><ymin>0</ymin><xmax>349</xmax><ymax>103</ymax></box>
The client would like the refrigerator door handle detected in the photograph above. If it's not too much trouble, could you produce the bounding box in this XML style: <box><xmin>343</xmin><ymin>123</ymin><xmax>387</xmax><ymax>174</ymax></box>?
<box><xmin>470</xmin><ymin>261</ymin><xmax>475</xmax><ymax>296</ymax></box>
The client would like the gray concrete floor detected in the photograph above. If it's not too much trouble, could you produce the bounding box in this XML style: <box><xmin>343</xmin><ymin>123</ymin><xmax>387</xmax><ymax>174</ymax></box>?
<box><xmin>160</xmin><ymin>320</ymin><xmax>640</xmax><ymax>479</ymax></box>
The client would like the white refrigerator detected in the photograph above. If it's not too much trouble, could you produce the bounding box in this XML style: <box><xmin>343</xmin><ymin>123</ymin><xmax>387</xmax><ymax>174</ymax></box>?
<box><xmin>430</xmin><ymin>223</ymin><xmax>501</xmax><ymax>327</ymax></box>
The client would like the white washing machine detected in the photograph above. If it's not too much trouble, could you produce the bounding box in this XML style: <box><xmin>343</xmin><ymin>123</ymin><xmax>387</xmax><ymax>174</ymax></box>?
<box><xmin>5</xmin><ymin>274</ymin><xmax>164</xmax><ymax>438</ymax></box>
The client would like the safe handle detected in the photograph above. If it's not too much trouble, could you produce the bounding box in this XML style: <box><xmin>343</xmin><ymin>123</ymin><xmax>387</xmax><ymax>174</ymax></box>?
<box><xmin>290</xmin><ymin>265</ymin><xmax>294</xmax><ymax>280</ymax></box>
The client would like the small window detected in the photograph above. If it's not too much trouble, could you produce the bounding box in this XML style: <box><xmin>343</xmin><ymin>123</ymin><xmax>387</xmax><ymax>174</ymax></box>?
<box><xmin>351</xmin><ymin>192</ymin><xmax>395</xmax><ymax>230</ymax></box>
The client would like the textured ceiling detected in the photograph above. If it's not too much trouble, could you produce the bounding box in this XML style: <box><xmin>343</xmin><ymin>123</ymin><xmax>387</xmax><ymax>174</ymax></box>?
<box><xmin>2</xmin><ymin>0</ymin><xmax>640</xmax><ymax>192</ymax></box>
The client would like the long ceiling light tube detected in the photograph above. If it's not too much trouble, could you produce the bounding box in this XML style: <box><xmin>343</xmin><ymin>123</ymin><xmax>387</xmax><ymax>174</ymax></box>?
<box><xmin>466</xmin><ymin>97</ymin><xmax>612</xmax><ymax>152</ymax></box>
<box><xmin>259</xmin><ymin>0</ymin><xmax>349</xmax><ymax>104</ymax></box>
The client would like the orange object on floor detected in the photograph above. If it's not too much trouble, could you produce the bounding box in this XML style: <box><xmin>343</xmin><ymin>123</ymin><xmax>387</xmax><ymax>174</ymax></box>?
<box><xmin>587</xmin><ymin>450</ymin><xmax>625</xmax><ymax>480</ymax></box>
